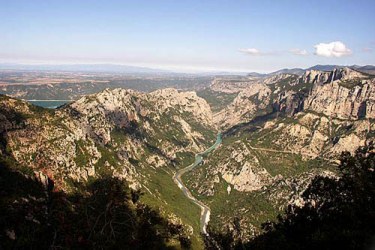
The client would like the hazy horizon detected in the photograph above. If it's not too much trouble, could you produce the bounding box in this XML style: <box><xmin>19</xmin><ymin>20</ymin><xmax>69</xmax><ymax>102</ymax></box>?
<box><xmin>1</xmin><ymin>61</ymin><xmax>374</xmax><ymax>75</ymax></box>
<box><xmin>1</xmin><ymin>0</ymin><xmax>374</xmax><ymax>72</ymax></box>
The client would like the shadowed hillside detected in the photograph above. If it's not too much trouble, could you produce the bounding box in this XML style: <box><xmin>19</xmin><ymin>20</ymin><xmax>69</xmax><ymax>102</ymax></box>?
<box><xmin>0</xmin><ymin>160</ymin><xmax>191</xmax><ymax>249</ymax></box>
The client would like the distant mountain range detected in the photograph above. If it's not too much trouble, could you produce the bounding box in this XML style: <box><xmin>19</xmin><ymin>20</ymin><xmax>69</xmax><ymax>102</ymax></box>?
<box><xmin>267</xmin><ymin>65</ymin><xmax>375</xmax><ymax>76</ymax></box>
<box><xmin>249</xmin><ymin>65</ymin><xmax>375</xmax><ymax>77</ymax></box>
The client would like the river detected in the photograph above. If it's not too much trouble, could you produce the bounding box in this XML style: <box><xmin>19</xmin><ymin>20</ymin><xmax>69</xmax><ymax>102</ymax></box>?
<box><xmin>26</xmin><ymin>100</ymin><xmax>71</xmax><ymax>109</ymax></box>
<box><xmin>172</xmin><ymin>133</ymin><xmax>222</xmax><ymax>234</ymax></box>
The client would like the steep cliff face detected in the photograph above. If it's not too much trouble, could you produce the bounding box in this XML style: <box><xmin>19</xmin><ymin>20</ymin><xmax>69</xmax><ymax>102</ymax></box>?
<box><xmin>285</xmin><ymin>67</ymin><xmax>375</xmax><ymax>120</ymax></box>
<box><xmin>303</xmin><ymin>70</ymin><xmax>375</xmax><ymax>119</ymax></box>
<box><xmin>212</xmin><ymin>67</ymin><xmax>374</xmax><ymax>129</ymax></box>
<box><xmin>301</xmin><ymin>69</ymin><xmax>335</xmax><ymax>84</ymax></box>
<box><xmin>212</xmin><ymin>74</ymin><xmax>302</xmax><ymax>129</ymax></box>
<box><xmin>273</xmin><ymin>91</ymin><xmax>305</xmax><ymax>116</ymax></box>
<box><xmin>302</xmin><ymin>67</ymin><xmax>367</xmax><ymax>84</ymax></box>
<box><xmin>213</xmin><ymin>83</ymin><xmax>272</xmax><ymax>129</ymax></box>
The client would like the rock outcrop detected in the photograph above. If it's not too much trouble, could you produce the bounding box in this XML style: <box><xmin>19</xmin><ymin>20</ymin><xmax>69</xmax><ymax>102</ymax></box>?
<box><xmin>214</xmin><ymin>83</ymin><xmax>271</xmax><ymax>128</ymax></box>
<box><xmin>214</xmin><ymin>67</ymin><xmax>374</xmax><ymax>129</ymax></box>
<box><xmin>304</xmin><ymin>77</ymin><xmax>375</xmax><ymax>119</ymax></box>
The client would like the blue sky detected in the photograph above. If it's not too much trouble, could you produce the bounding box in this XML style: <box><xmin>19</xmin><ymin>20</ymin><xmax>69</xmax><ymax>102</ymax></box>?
<box><xmin>0</xmin><ymin>0</ymin><xmax>374</xmax><ymax>72</ymax></box>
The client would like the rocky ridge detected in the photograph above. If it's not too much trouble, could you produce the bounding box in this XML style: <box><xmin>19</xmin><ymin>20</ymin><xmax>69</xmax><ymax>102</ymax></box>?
<box><xmin>0</xmin><ymin>88</ymin><xmax>216</xmax><ymax>188</ymax></box>
<box><xmin>211</xmin><ymin>68</ymin><xmax>374</xmax><ymax>129</ymax></box>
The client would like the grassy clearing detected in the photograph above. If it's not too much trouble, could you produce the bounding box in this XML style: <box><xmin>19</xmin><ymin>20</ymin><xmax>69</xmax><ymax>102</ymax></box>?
<box><xmin>191</xmin><ymin>177</ymin><xmax>279</xmax><ymax>231</ymax></box>
<box><xmin>250</xmin><ymin>149</ymin><xmax>329</xmax><ymax>177</ymax></box>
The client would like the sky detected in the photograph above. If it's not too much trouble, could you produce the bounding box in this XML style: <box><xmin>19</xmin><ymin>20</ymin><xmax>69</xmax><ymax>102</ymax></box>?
<box><xmin>0</xmin><ymin>0</ymin><xmax>374</xmax><ymax>73</ymax></box>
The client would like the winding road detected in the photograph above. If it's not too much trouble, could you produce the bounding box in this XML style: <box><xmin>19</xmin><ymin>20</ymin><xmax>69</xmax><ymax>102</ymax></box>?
<box><xmin>173</xmin><ymin>133</ymin><xmax>222</xmax><ymax>234</ymax></box>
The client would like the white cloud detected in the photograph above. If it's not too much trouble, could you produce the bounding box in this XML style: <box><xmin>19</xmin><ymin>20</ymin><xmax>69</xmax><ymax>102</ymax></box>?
<box><xmin>239</xmin><ymin>48</ymin><xmax>262</xmax><ymax>56</ymax></box>
<box><xmin>290</xmin><ymin>48</ymin><xmax>308</xmax><ymax>56</ymax></box>
<box><xmin>314</xmin><ymin>41</ymin><xmax>352</xmax><ymax>57</ymax></box>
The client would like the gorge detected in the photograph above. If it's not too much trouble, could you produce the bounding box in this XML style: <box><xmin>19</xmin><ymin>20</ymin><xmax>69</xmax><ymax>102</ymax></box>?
<box><xmin>1</xmin><ymin>66</ymin><xmax>374</xmax><ymax>249</ymax></box>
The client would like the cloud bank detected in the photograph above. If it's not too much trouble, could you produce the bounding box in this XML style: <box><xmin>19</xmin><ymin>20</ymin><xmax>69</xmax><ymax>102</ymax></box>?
<box><xmin>314</xmin><ymin>41</ymin><xmax>352</xmax><ymax>57</ymax></box>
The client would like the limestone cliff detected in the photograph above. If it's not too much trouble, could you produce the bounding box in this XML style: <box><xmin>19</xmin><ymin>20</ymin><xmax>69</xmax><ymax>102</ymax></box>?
<box><xmin>214</xmin><ymin>83</ymin><xmax>271</xmax><ymax>129</ymax></box>
<box><xmin>214</xmin><ymin>67</ymin><xmax>374</xmax><ymax>129</ymax></box>
<box><xmin>304</xmin><ymin>70</ymin><xmax>375</xmax><ymax>119</ymax></box>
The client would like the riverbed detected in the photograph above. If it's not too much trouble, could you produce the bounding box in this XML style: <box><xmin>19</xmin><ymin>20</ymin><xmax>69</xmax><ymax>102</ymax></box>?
<box><xmin>173</xmin><ymin>133</ymin><xmax>222</xmax><ymax>234</ymax></box>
